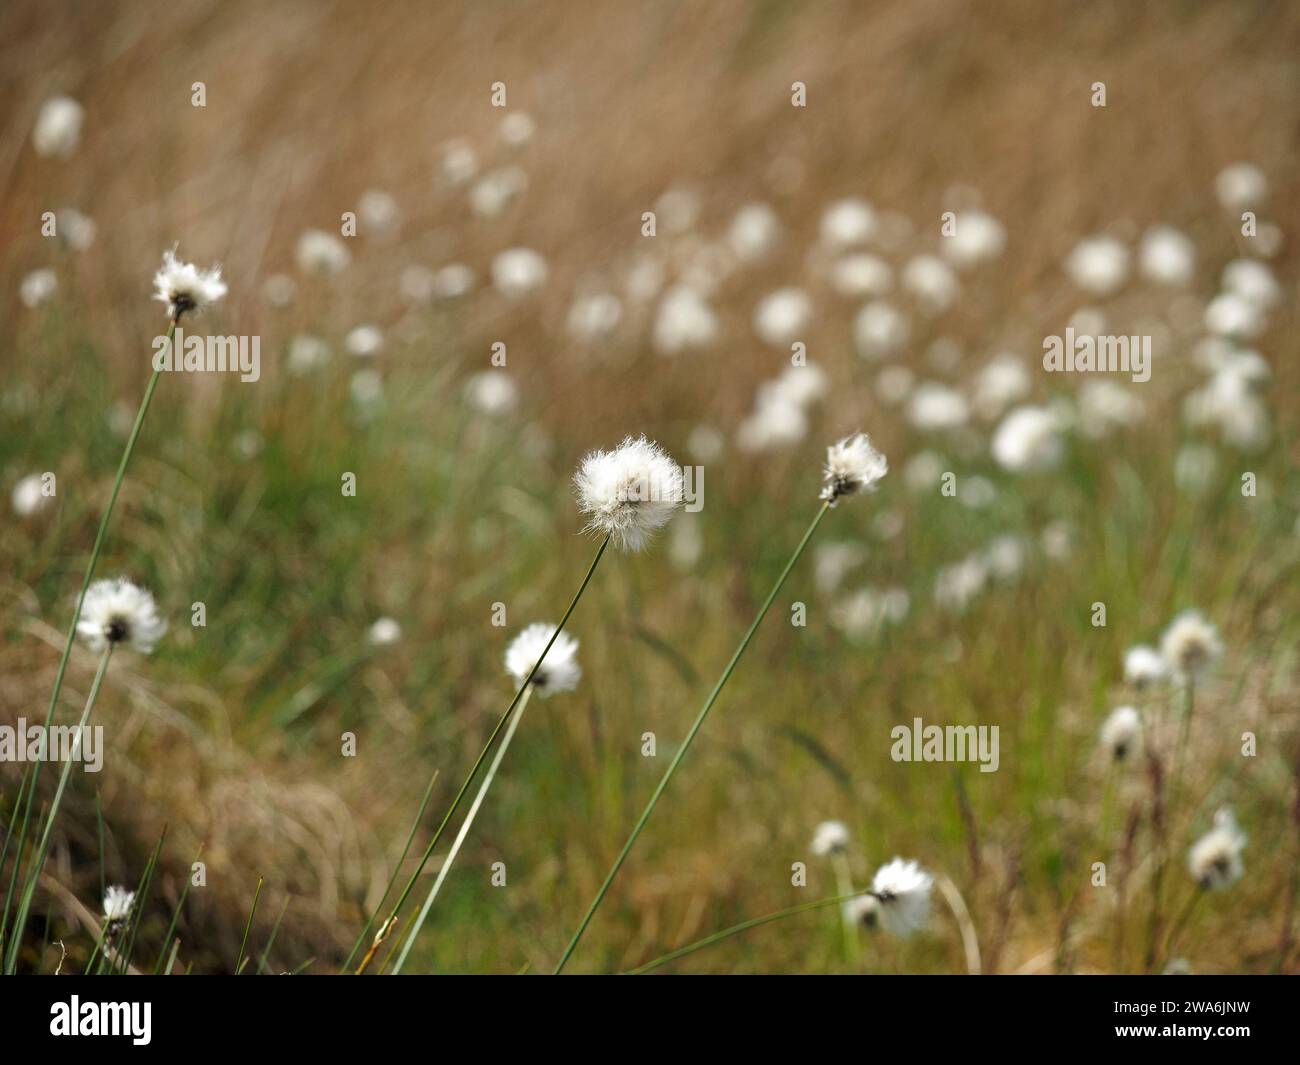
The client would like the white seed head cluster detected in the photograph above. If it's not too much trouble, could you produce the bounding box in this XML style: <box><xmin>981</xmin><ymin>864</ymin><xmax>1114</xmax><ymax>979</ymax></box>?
<box><xmin>102</xmin><ymin>884</ymin><xmax>135</xmax><ymax>925</ymax></box>
<box><xmin>1187</xmin><ymin>808</ymin><xmax>1246</xmax><ymax>891</ymax></box>
<box><xmin>810</xmin><ymin>820</ymin><xmax>850</xmax><ymax>856</ymax></box>
<box><xmin>573</xmin><ymin>435</ymin><xmax>684</xmax><ymax>551</ymax></box>
<box><xmin>820</xmin><ymin>433</ymin><xmax>888</xmax><ymax>506</ymax></box>
<box><xmin>1160</xmin><ymin>610</ymin><xmax>1222</xmax><ymax>684</ymax></box>
<box><xmin>1100</xmin><ymin>705</ymin><xmax>1142</xmax><ymax>761</ymax></box>
<box><xmin>1123</xmin><ymin>645</ymin><xmax>1167</xmax><ymax>688</ymax></box>
<box><xmin>869</xmin><ymin>857</ymin><xmax>934</xmax><ymax>937</ymax></box>
<box><xmin>76</xmin><ymin>578</ymin><xmax>167</xmax><ymax>654</ymax></box>
<box><xmin>153</xmin><ymin>247</ymin><xmax>227</xmax><ymax>319</ymax></box>
<box><xmin>504</xmin><ymin>622</ymin><xmax>581</xmax><ymax>696</ymax></box>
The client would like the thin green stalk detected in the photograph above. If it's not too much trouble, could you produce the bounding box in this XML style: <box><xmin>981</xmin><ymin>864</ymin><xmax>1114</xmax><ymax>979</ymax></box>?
<box><xmin>257</xmin><ymin>895</ymin><xmax>291</xmax><ymax>974</ymax></box>
<box><xmin>393</xmin><ymin>684</ymin><xmax>536</xmax><ymax>973</ymax></box>
<box><xmin>0</xmin><ymin>766</ymin><xmax>33</xmax><ymax>956</ymax></box>
<box><xmin>152</xmin><ymin>844</ymin><xmax>203</xmax><ymax>974</ymax></box>
<box><xmin>627</xmin><ymin>888</ymin><xmax>864</xmax><ymax>974</ymax></box>
<box><xmin>355</xmin><ymin>533</ymin><xmax>611</xmax><ymax>974</ymax></box>
<box><xmin>113</xmin><ymin>826</ymin><xmax>166</xmax><ymax>976</ymax></box>
<box><xmin>5</xmin><ymin>321</ymin><xmax>172</xmax><ymax>960</ymax></box>
<box><xmin>341</xmin><ymin>769</ymin><xmax>440</xmax><ymax>972</ymax></box>
<box><xmin>831</xmin><ymin>852</ymin><xmax>859</xmax><ymax>965</ymax></box>
<box><xmin>556</xmin><ymin>503</ymin><xmax>831</xmax><ymax>973</ymax></box>
<box><xmin>4</xmin><ymin>645</ymin><xmax>113</xmax><ymax>974</ymax></box>
<box><xmin>235</xmin><ymin>876</ymin><xmax>264</xmax><ymax>974</ymax></box>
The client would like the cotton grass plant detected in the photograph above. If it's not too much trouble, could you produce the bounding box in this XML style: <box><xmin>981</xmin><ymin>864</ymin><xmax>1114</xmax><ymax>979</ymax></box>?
<box><xmin>2</xmin><ymin>248</ymin><xmax>219</xmax><ymax>973</ymax></box>
<box><xmin>352</xmin><ymin>434</ymin><xmax>683</xmax><ymax>973</ymax></box>
<box><xmin>554</xmin><ymin>432</ymin><xmax>887</xmax><ymax>972</ymax></box>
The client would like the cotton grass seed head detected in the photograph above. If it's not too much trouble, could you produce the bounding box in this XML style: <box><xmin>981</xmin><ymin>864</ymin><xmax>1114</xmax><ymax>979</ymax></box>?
<box><xmin>843</xmin><ymin>893</ymin><xmax>881</xmax><ymax>930</ymax></box>
<box><xmin>1160</xmin><ymin>610</ymin><xmax>1222</xmax><ymax>684</ymax></box>
<box><xmin>33</xmin><ymin>96</ymin><xmax>84</xmax><ymax>158</ymax></box>
<box><xmin>102</xmin><ymin>885</ymin><xmax>135</xmax><ymax>926</ymax></box>
<box><xmin>1124</xmin><ymin>644</ymin><xmax>1167</xmax><ymax>688</ymax></box>
<box><xmin>76</xmin><ymin>578</ymin><xmax>167</xmax><ymax>653</ymax></box>
<box><xmin>820</xmin><ymin>433</ymin><xmax>888</xmax><ymax>506</ymax></box>
<box><xmin>1100</xmin><ymin>706</ymin><xmax>1142</xmax><ymax>761</ymax></box>
<box><xmin>504</xmin><ymin>622</ymin><xmax>581</xmax><ymax>696</ymax></box>
<box><xmin>153</xmin><ymin>247</ymin><xmax>227</xmax><ymax>320</ymax></box>
<box><xmin>869</xmin><ymin>857</ymin><xmax>933</xmax><ymax>937</ymax></box>
<box><xmin>574</xmin><ymin>435</ymin><xmax>683</xmax><ymax>551</ymax></box>
<box><xmin>1188</xmin><ymin>807</ymin><xmax>1246</xmax><ymax>891</ymax></box>
<box><xmin>810</xmin><ymin>820</ymin><xmax>851</xmax><ymax>856</ymax></box>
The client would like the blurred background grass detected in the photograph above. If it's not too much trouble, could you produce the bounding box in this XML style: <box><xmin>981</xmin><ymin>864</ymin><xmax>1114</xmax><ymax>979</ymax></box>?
<box><xmin>1</xmin><ymin>0</ymin><xmax>1298</xmax><ymax>973</ymax></box>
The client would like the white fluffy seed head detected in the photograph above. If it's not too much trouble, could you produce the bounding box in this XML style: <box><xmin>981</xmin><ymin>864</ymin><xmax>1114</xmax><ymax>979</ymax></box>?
<box><xmin>820</xmin><ymin>433</ymin><xmax>888</xmax><ymax>506</ymax></box>
<box><xmin>102</xmin><ymin>884</ymin><xmax>135</xmax><ymax>923</ymax></box>
<box><xmin>1188</xmin><ymin>808</ymin><xmax>1246</xmax><ymax>890</ymax></box>
<box><xmin>810</xmin><ymin>820</ymin><xmax>851</xmax><ymax>856</ymax></box>
<box><xmin>33</xmin><ymin>96</ymin><xmax>84</xmax><ymax>158</ymax></box>
<box><xmin>76</xmin><ymin>578</ymin><xmax>167</xmax><ymax>654</ymax></box>
<box><xmin>1100</xmin><ymin>706</ymin><xmax>1142</xmax><ymax>761</ymax></box>
<box><xmin>367</xmin><ymin>617</ymin><xmax>402</xmax><ymax>646</ymax></box>
<box><xmin>1160</xmin><ymin>610</ymin><xmax>1222</xmax><ymax>684</ymax></box>
<box><xmin>504</xmin><ymin>622</ymin><xmax>581</xmax><ymax>696</ymax></box>
<box><xmin>153</xmin><ymin>247</ymin><xmax>227</xmax><ymax>319</ymax></box>
<box><xmin>1124</xmin><ymin>645</ymin><xmax>1167</xmax><ymax>688</ymax></box>
<box><xmin>991</xmin><ymin>405</ymin><xmax>1064</xmax><ymax>474</ymax></box>
<box><xmin>843</xmin><ymin>893</ymin><xmax>881</xmax><ymax>929</ymax></box>
<box><xmin>573</xmin><ymin>435</ymin><xmax>683</xmax><ymax>551</ymax></box>
<box><xmin>870</xmin><ymin>857</ymin><xmax>933</xmax><ymax>937</ymax></box>
<box><xmin>296</xmin><ymin>229</ymin><xmax>351</xmax><ymax>275</ymax></box>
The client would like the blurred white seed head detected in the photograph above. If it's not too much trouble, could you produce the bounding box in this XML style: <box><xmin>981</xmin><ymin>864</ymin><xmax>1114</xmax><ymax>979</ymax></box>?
<box><xmin>973</xmin><ymin>355</ymin><xmax>1031</xmax><ymax>420</ymax></box>
<box><xmin>573</xmin><ymin>435</ymin><xmax>684</xmax><ymax>551</ymax></box>
<box><xmin>753</xmin><ymin>288</ymin><xmax>812</xmax><ymax>347</ymax></box>
<box><xmin>727</xmin><ymin>202</ymin><xmax>780</xmax><ymax>262</ymax></box>
<box><xmin>1065</xmin><ymin>235</ymin><xmax>1130</xmax><ymax>296</ymax></box>
<box><xmin>843</xmin><ymin>893</ymin><xmax>881</xmax><ymax>929</ymax></box>
<box><xmin>820</xmin><ymin>198</ymin><xmax>877</xmax><ymax>247</ymax></box>
<box><xmin>830</xmin><ymin>253</ymin><xmax>893</xmax><ymax>298</ymax></box>
<box><xmin>1160</xmin><ymin>610</ymin><xmax>1222</xmax><ymax>684</ymax></box>
<box><xmin>12</xmin><ymin>474</ymin><xmax>51</xmax><ymax>517</ymax></box>
<box><xmin>20</xmin><ymin>269</ymin><xmax>58</xmax><ymax>309</ymax></box>
<box><xmin>1214</xmin><ymin>162</ymin><xmax>1267</xmax><ymax>212</ymax></box>
<box><xmin>901</xmin><ymin>254</ymin><xmax>959</xmax><ymax>312</ymax></box>
<box><xmin>287</xmin><ymin>335</ymin><xmax>330</xmax><ymax>374</ymax></box>
<box><xmin>296</xmin><ymin>229</ymin><xmax>351</xmax><ymax>276</ymax></box>
<box><xmin>471</xmin><ymin>166</ymin><xmax>528</xmax><ymax>217</ymax></box>
<box><xmin>500</xmin><ymin>111</ymin><xmax>537</xmax><ymax>147</ymax></box>
<box><xmin>345</xmin><ymin>324</ymin><xmax>384</xmax><ymax>358</ymax></box>
<box><xmin>906</xmin><ymin>382</ymin><xmax>970</xmax><ymax>432</ymax></box>
<box><xmin>357</xmin><ymin>189</ymin><xmax>400</xmax><ymax>235</ymax></box>
<box><xmin>870</xmin><ymin>857</ymin><xmax>933</xmax><ymax>937</ymax></box>
<box><xmin>262</xmin><ymin>272</ymin><xmax>297</xmax><ymax>307</ymax></box>
<box><xmin>76</xmin><ymin>578</ymin><xmax>167</xmax><ymax>654</ymax></box>
<box><xmin>491</xmin><ymin>247</ymin><xmax>548</xmax><ymax>298</ymax></box>
<box><xmin>33</xmin><ymin>96</ymin><xmax>84</xmax><ymax>158</ymax></box>
<box><xmin>810</xmin><ymin>820</ymin><xmax>851</xmax><ymax>856</ymax></box>
<box><xmin>566</xmin><ymin>292</ymin><xmax>623</xmax><ymax>341</ymax></box>
<box><xmin>153</xmin><ymin>247</ymin><xmax>227</xmax><ymax>319</ymax></box>
<box><xmin>439</xmin><ymin>139</ymin><xmax>478</xmax><ymax>185</ymax></box>
<box><xmin>56</xmin><ymin>207</ymin><xmax>96</xmax><ymax>251</ymax></box>
<box><xmin>653</xmin><ymin>285</ymin><xmax>718</xmax><ymax>355</ymax></box>
<box><xmin>1100</xmin><ymin>706</ymin><xmax>1142</xmax><ymax>761</ymax></box>
<box><xmin>464</xmin><ymin>370</ymin><xmax>518</xmax><ymax>416</ymax></box>
<box><xmin>992</xmin><ymin>405</ymin><xmax>1064</xmax><ymax>474</ymax></box>
<box><xmin>367</xmin><ymin>617</ymin><xmax>402</xmax><ymax>646</ymax></box>
<box><xmin>1222</xmin><ymin>259</ymin><xmax>1280</xmax><ymax>310</ymax></box>
<box><xmin>820</xmin><ymin>433</ymin><xmax>888</xmax><ymax>506</ymax></box>
<box><xmin>1188</xmin><ymin>807</ymin><xmax>1246</xmax><ymax>890</ymax></box>
<box><xmin>853</xmin><ymin>300</ymin><xmax>909</xmax><ymax>360</ymax></box>
<box><xmin>432</xmin><ymin>263</ymin><xmax>476</xmax><ymax>299</ymax></box>
<box><xmin>942</xmin><ymin>210</ymin><xmax>1006</xmax><ymax>269</ymax></box>
<box><xmin>1123</xmin><ymin>645</ymin><xmax>1167</xmax><ymax>688</ymax></box>
<box><xmin>504</xmin><ymin>622</ymin><xmax>581</xmax><ymax>696</ymax></box>
<box><xmin>1139</xmin><ymin>226</ymin><xmax>1196</xmax><ymax>287</ymax></box>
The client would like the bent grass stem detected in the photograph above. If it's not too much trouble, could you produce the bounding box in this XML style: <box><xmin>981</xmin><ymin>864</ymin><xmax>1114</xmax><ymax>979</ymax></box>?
<box><xmin>555</xmin><ymin>503</ymin><xmax>831</xmax><ymax>973</ymax></box>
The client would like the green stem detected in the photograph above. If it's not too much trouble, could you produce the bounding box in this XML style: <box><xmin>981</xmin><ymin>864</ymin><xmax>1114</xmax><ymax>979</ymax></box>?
<box><xmin>627</xmin><ymin>888</ymin><xmax>864</xmax><ymax>974</ymax></box>
<box><xmin>392</xmin><ymin>684</ymin><xmax>536</xmax><ymax>973</ymax></box>
<box><xmin>2</xmin><ymin>322</ymin><xmax>171</xmax><ymax>961</ymax></box>
<box><xmin>4</xmin><ymin>645</ymin><xmax>113</xmax><ymax>973</ymax></box>
<box><xmin>355</xmin><ymin>533</ymin><xmax>611</xmax><ymax>974</ymax></box>
<box><xmin>555</xmin><ymin>503</ymin><xmax>831</xmax><ymax>973</ymax></box>
<box><xmin>831</xmin><ymin>852</ymin><xmax>859</xmax><ymax>965</ymax></box>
